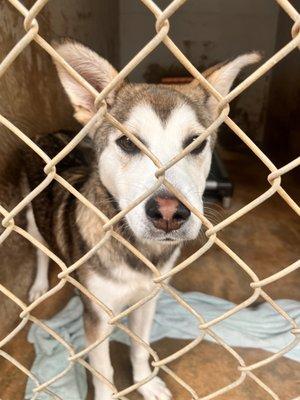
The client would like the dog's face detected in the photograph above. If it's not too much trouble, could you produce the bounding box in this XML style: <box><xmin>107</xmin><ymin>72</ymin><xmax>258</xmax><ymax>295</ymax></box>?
<box><xmin>99</xmin><ymin>88</ymin><xmax>212</xmax><ymax>242</ymax></box>
<box><xmin>54</xmin><ymin>42</ymin><xmax>259</xmax><ymax>243</ymax></box>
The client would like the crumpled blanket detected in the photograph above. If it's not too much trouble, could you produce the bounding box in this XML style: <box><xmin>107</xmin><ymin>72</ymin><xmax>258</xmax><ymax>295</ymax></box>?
<box><xmin>25</xmin><ymin>291</ymin><xmax>300</xmax><ymax>399</ymax></box>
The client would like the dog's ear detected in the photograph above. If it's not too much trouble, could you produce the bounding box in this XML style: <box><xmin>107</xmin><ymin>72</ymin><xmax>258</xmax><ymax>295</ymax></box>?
<box><xmin>53</xmin><ymin>41</ymin><xmax>122</xmax><ymax>125</ymax></box>
<box><xmin>204</xmin><ymin>52</ymin><xmax>261</xmax><ymax>116</ymax></box>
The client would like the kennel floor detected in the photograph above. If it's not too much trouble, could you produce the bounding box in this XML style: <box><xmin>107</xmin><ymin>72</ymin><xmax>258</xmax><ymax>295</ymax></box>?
<box><xmin>0</xmin><ymin>148</ymin><xmax>299</xmax><ymax>400</ymax></box>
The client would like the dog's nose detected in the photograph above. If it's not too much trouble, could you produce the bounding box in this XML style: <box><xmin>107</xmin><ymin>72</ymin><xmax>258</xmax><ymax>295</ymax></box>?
<box><xmin>145</xmin><ymin>193</ymin><xmax>191</xmax><ymax>232</ymax></box>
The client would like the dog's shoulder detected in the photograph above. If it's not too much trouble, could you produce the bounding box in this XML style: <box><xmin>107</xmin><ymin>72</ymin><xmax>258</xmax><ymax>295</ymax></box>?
<box><xmin>22</xmin><ymin>130</ymin><xmax>95</xmax><ymax>259</ymax></box>
<box><xmin>23</xmin><ymin>130</ymin><xmax>95</xmax><ymax>182</ymax></box>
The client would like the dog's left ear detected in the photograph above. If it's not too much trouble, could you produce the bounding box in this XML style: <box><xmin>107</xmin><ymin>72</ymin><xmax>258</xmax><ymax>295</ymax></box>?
<box><xmin>204</xmin><ymin>52</ymin><xmax>261</xmax><ymax>115</ymax></box>
<box><xmin>53</xmin><ymin>41</ymin><xmax>122</xmax><ymax>125</ymax></box>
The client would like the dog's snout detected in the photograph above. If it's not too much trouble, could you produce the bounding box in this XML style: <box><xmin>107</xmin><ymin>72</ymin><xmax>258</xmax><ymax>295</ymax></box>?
<box><xmin>145</xmin><ymin>194</ymin><xmax>191</xmax><ymax>232</ymax></box>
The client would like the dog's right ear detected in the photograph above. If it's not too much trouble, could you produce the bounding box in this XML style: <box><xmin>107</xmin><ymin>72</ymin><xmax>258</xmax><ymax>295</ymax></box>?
<box><xmin>53</xmin><ymin>41</ymin><xmax>122</xmax><ymax>125</ymax></box>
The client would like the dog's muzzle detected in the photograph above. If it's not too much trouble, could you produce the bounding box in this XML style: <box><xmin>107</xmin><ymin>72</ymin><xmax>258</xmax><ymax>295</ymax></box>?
<box><xmin>145</xmin><ymin>192</ymin><xmax>191</xmax><ymax>233</ymax></box>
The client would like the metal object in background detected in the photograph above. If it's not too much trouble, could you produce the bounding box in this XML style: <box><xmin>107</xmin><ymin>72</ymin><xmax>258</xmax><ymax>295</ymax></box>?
<box><xmin>205</xmin><ymin>152</ymin><xmax>233</xmax><ymax>209</ymax></box>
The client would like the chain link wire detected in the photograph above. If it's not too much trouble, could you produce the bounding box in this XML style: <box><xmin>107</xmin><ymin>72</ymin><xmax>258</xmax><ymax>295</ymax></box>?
<box><xmin>0</xmin><ymin>0</ymin><xmax>299</xmax><ymax>399</ymax></box>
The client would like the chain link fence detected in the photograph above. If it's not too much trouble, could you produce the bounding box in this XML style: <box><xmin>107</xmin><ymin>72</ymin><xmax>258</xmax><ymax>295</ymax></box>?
<box><xmin>0</xmin><ymin>0</ymin><xmax>299</xmax><ymax>399</ymax></box>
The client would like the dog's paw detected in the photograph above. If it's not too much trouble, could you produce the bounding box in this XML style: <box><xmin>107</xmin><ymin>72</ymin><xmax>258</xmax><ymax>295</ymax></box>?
<box><xmin>138</xmin><ymin>376</ymin><xmax>172</xmax><ymax>400</ymax></box>
<box><xmin>28</xmin><ymin>281</ymin><xmax>49</xmax><ymax>302</ymax></box>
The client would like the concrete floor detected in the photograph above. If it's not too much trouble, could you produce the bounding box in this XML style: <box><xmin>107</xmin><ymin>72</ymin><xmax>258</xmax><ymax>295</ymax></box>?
<box><xmin>0</xmin><ymin>149</ymin><xmax>299</xmax><ymax>400</ymax></box>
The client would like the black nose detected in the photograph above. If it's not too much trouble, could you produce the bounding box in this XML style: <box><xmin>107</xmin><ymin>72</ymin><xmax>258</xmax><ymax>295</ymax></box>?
<box><xmin>145</xmin><ymin>193</ymin><xmax>191</xmax><ymax>232</ymax></box>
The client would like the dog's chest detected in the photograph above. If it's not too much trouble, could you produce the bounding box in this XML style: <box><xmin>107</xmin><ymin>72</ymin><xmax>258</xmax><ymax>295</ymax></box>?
<box><xmin>86</xmin><ymin>265</ymin><xmax>156</xmax><ymax>311</ymax></box>
<box><xmin>86</xmin><ymin>247</ymin><xmax>180</xmax><ymax>311</ymax></box>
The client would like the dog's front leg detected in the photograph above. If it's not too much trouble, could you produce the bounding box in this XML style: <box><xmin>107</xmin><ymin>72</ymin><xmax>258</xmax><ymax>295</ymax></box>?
<box><xmin>129</xmin><ymin>296</ymin><xmax>172</xmax><ymax>400</ymax></box>
<box><xmin>85</xmin><ymin>311</ymin><xmax>116</xmax><ymax>400</ymax></box>
<box><xmin>26</xmin><ymin>205</ymin><xmax>49</xmax><ymax>302</ymax></box>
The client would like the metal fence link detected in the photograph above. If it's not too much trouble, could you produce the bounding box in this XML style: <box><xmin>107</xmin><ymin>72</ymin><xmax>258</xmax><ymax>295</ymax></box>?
<box><xmin>0</xmin><ymin>0</ymin><xmax>299</xmax><ymax>399</ymax></box>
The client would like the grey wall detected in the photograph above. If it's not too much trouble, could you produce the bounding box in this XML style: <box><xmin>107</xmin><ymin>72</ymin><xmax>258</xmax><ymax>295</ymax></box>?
<box><xmin>264</xmin><ymin>4</ymin><xmax>300</xmax><ymax>172</ymax></box>
<box><xmin>0</xmin><ymin>0</ymin><xmax>284</xmax><ymax>147</ymax></box>
<box><xmin>120</xmin><ymin>0</ymin><xmax>279</xmax><ymax>143</ymax></box>
<box><xmin>0</xmin><ymin>0</ymin><xmax>119</xmax><ymax>137</ymax></box>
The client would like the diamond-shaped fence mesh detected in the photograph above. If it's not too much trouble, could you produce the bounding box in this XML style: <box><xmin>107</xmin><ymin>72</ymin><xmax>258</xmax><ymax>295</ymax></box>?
<box><xmin>0</xmin><ymin>0</ymin><xmax>299</xmax><ymax>399</ymax></box>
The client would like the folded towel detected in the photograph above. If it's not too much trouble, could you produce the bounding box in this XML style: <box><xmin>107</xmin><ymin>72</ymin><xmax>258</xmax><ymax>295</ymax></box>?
<box><xmin>25</xmin><ymin>291</ymin><xmax>300</xmax><ymax>399</ymax></box>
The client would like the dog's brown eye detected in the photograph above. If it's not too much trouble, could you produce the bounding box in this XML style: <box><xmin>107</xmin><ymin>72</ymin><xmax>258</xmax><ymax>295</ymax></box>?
<box><xmin>116</xmin><ymin>136</ymin><xmax>140</xmax><ymax>154</ymax></box>
<box><xmin>184</xmin><ymin>136</ymin><xmax>208</xmax><ymax>155</ymax></box>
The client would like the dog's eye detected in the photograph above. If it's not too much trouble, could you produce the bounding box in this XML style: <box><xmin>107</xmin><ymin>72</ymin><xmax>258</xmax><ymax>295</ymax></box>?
<box><xmin>116</xmin><ymin>136</ymin><xmax>140</xmax><ymax>154</ymax></box>
<box><xmin>184</xmin><ymin>136</ymin><xmax>208</xmax><ymax>155</ymax></box>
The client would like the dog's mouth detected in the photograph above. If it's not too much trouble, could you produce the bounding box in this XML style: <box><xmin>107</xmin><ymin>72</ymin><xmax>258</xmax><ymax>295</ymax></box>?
<box><xmin>156</xmin><ymin>237</ymin><xmax>181</xmax><ymax>244</ymax></box>
<box><xmin>140</xmin><ymin>223</ymin><xmax>200</xmax><ymax>244</ymax></box>
<box><xmin>141</xmin><ymin>236</ymin><xmax>183</xmax><ymax>246</ymax></box>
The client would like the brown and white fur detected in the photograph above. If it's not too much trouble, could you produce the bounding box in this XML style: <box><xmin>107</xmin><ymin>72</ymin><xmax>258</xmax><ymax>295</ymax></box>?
<box><xmin>24</xmin><ymin>41</ymin><xmax>259</xmax><ymax>400</ymax></box>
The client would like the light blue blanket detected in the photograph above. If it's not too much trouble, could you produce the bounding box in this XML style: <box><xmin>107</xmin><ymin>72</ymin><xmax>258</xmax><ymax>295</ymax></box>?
<box><xmin>25</xmin><ymin>292</ymin><xmax>300</xmax><ymax>400</ymax></box>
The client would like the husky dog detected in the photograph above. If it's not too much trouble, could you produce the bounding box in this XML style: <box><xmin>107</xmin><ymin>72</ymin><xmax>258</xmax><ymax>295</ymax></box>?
<box><xmin>24</xmin><ymin>41</ymin><xmax>259</xmax><ymax>400</ymax></box>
